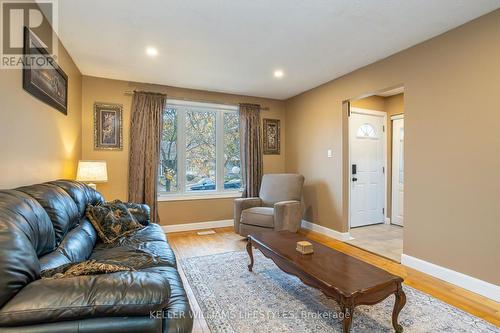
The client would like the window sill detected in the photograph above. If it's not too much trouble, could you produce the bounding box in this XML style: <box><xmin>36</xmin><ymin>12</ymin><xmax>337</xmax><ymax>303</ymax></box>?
<box><xmin>157</xmin><ymin>191</ymin><xmax>242</xmax><ymax>202</ymax></box>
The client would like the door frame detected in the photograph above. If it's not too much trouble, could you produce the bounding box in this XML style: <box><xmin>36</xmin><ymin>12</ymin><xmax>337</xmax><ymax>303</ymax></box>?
<box><xmin>348</xmin><ymin>107</ymin><xmax>388</xmax><ymax>230</ymax></box>
<box><xmin>391</xmin><ymin>114</ymin><xmax>404</xmax><ymax>226</ymax></box>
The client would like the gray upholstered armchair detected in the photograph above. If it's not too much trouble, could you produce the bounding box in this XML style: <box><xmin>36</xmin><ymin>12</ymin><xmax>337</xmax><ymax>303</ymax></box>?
<box><xmin>234</xmin><ymin>174</ymin><xmax>305</xmax><ymax>237</ymax></box>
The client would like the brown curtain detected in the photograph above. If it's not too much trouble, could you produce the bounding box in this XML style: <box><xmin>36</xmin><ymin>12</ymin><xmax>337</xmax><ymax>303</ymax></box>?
<box><xmin>239</xmin><ymin>103</ymin><xmax>263</xmax><ymax>197</ymax></box>
<box><xmin>128</xmin><ymin>91</ymin><xmax>166</xmax><ymax>222</ymax></box>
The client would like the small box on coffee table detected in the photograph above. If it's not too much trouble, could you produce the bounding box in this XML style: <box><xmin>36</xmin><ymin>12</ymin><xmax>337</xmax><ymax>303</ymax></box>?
<box><xmin>296</xmin><ymin>241</ymin><xmax>314</xmax><ymax>254</ymax></box>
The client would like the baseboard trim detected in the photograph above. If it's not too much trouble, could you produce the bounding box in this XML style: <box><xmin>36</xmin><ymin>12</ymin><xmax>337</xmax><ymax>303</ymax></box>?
<box><xmin>401</xmin><ymin>254</ymin><xmax>500</xmax><ymax>302</ymax></box>
<box><xmin>162</xmin><ymin>219</ymin><xmax>233</xmax><ymax>233</ymax></box>
<box><xmin>301</xmin><ymin>220</ymin><xmax>352</xmax><ymax>241</ymax></box>
<box><xmin>384</xmin><ymin>217</ymin><xmax>391</xmax><ymax>224</ymax></box>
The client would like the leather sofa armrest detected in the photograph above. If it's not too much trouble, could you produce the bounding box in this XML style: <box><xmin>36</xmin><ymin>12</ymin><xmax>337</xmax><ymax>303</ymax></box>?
<box><xmin>273</xmin><ymin>200</ymin><xmax>302</xmax><ymax>232</ymax></box>
<box><xmin>152</xmin><ymin>267</ymin><xmax>193</xmax><ymax>333</ymax></box>
<box><xmin>123</xmin><ymin>202</ymin><xmax>151</xmax><ymax>226</ymax></box>
<box><xmin>234</xmin><ymin>197</ymin><xmax>262</xmax><ymax>233</ymax></box>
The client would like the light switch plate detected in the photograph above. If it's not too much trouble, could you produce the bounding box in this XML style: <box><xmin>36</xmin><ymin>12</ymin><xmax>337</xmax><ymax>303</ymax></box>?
<box><xmin>327</xmin><ymin>149</ymin><xmax>333</xmax><ymax>158</ymax></box>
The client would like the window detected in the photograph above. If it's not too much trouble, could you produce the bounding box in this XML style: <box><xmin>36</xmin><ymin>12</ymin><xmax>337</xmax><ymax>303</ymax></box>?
<box><xmin>357</xmin><ymin>123</ymin><xmax>377</xmax><ymax>138</ymax></box>
<box><xmin>158</xmin><ymin>100</ymin><xmax>242</xmax><ymax>197</ymax></box>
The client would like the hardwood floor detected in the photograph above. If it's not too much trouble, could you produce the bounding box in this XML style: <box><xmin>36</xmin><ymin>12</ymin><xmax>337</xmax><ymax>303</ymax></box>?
<box><xmin>168</xmin><ymin>227</ymin><xmax>500</xmax><ymax>332</ymax></box>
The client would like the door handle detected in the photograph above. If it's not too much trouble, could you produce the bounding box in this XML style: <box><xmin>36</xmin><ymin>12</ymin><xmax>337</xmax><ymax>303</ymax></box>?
<box><xmin>352</xmin><ymin>177</ymin><xmax>358</xmax><ymax>182</ymax></box>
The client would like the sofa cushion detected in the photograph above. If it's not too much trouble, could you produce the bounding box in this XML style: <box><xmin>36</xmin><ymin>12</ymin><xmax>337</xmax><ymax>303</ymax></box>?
<box><xmin>59</xmin><ymin>218</ymin><xmax>97</xmax><ymax>262</ymax></box>
<box><xmin>241</xmin><ymin>206</ymin><xmax>275</xmax><ymax>228</ymax></box>
<box><xmin>90</xmin><ymin>224</ymin><xmax>177</xmax><ymax>268</ymax></box>
<box><xmin>56</xmin><ymin>219</ymin><xmax>97</xmax><ymax>263</ymax></box>
<box><xmin>38</xmin><ymin>250</ymin><xmax>72</xmax><ymax>272</ymax></box>
<box><xmin>0</xmin><ymin>270</ymin><xmax>172</xmax><ymax>326</ymax></box>
<box><xmin>38</xmin><ymin>219</ymin><xmax>97</xmax><ymax>271</ymax></box>
<box><xmin>17</xmin><ymin>184</ymin><xmax>79</xmax><ymax>245</ymax></box>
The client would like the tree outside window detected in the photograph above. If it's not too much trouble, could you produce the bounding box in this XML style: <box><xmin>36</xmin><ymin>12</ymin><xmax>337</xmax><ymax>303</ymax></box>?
<box><xmin>158</xmin><ymin>101</ymin><xmax>241</xmax><ymax>195</ymax></box>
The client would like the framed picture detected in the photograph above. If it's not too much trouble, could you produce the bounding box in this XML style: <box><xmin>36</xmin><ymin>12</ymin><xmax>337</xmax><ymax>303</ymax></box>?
<box><xmin>263</xmin><ymin>118</ymin><xmax>281</xmax><ymax>155</ymax></box>
<box><xmin>23</xmin><ymin>27</ymin><xmax>68</xmax><ymax>115</ymax></box>
<box><xmin>94</xmin><ymin>103</ymin><xmax>123</xmax><ymax>150</ymax></box>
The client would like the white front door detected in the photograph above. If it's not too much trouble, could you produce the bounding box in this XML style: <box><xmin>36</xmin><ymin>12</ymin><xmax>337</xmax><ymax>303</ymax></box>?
<box><xmin>349</xmin><ymin>109</ymin><xmax>386</xmax><ymax>228</ymax></box>
<box><xmin>391</xmin><ymin>117</ymin><xmax>404</xmax><ymax>226</ymax></box>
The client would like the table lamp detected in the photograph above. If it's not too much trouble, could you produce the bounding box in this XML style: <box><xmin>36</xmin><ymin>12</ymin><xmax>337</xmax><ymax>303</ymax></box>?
<box><xmin>76</xmin><ymin>160</ymin><xmax>108</xmax><ymax>190</ymax></box>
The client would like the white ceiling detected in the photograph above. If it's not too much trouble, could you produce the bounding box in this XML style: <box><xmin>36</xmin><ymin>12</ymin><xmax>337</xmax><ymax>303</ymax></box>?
<box><xmin>57</xmin><ymin>0</ymin><xmax>499</xmax><ymax>100</ymax></box>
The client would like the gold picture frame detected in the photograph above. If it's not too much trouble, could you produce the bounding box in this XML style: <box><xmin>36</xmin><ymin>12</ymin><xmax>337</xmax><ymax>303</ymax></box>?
<box><xmin>263</xmin><ymin>118</ymin><xmax>281</xmax><ymax>155</ymax></box>
<box><xmin>94</xmin><ymin>102</ymin><xmax>123</xmax><ymax>150</ymax></box>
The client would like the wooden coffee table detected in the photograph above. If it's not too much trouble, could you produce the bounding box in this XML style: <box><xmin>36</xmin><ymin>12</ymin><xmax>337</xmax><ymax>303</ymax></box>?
<box><xmin>246</xmin><ymin>231</ymin><xmax>406</xmax><ymax>333</ymax></box>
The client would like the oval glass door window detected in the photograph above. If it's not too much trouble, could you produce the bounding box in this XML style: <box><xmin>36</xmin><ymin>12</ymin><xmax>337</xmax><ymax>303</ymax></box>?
<box><xmin>357</xmin><ymin>123</ymin><xmax>376</xmax><ymax>138</ymax></box>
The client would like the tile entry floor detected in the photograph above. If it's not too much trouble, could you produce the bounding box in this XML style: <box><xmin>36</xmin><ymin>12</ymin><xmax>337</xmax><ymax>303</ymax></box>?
<box><xmin>347</xmin><ymin>223</ymin><xmax>403</xmax><ymax>262</ymax></box>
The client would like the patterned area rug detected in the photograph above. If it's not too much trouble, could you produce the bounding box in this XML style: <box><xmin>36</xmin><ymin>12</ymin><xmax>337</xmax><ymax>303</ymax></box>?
<box><xmin>181</xmin><ymin>251</ymin><xmax>499</xmax><ymax>333</ymax></box>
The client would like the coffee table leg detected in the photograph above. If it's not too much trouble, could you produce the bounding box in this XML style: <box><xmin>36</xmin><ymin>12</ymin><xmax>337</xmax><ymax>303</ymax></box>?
<box><xmin>392</xmin><ymin>284</ymin><xmax>406</xmax><ymax>332</ymax></box>
<box><xmin>341</xmin><ymin>304</ymin><xmax>353</xmax><ymax>333</ymax></box>
<box><xmin>246</xmin><ymin>237</ymin><xmax>254</xmax><ymax>272</ymax></box>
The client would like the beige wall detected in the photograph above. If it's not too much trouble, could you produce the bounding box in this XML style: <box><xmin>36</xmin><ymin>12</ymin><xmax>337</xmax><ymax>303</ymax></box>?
<box><xmin>385</xmin><ymin>93</ymin><xmax>404</xmax><ymax>117</ymax></box>
<box><xmin>351</xmin><ymin>95</ymin><xmax>386</xmax><ymax>110</ymax></box>
<box><xmin>82</xmin><ymin>76</ymin><xmax>286</xmax><ymax>225</ymax></box>
<box><xmin>285</xmin><ymin>10</ymin><xmax>500</xmax><ymax>284</ymax></box>
<box><xmin>0</xmin><ymin>28</ymin><xmax>82</xmax><ymax>188</ymax></box>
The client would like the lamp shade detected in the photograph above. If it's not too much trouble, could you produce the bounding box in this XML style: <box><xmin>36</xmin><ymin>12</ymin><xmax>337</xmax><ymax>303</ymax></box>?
<box><xmin>76</xmin><ymin>160</ymin><xmax>108</xmax><ymax>183</ymax></box>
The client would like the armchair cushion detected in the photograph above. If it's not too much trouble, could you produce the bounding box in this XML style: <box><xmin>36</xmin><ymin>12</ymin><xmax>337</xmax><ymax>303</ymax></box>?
<box><xmin>259</xmin><ymin>174</ymin><xmax>304</xmax><ymax>207</ymax></box>
<box><xmin>240</xmin><ymin>207</ymin><xmax>274</xmax><ymax>228</ymax></box>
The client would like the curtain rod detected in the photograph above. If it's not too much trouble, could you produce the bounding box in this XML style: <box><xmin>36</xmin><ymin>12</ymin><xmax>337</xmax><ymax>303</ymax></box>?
<box><xmin>123</xmin><ymin>90</ymin><xmax>270</xmax><ymax>111</ymax></box>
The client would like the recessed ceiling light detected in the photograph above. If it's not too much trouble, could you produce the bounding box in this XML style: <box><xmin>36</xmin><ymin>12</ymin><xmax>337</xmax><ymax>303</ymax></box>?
<box><xmin>273</xmin><ymin>70</ymin><xmax>284</xmax><ymax>78</ymax></box>
<box><xmin>146</xmin><ymin>47</ymin><xmax>158</xmax><ymax>57</ymax></box>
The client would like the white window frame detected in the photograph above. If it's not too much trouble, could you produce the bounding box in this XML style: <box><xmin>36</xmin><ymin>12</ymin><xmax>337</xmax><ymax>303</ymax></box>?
<box><xmin>158</xmin><ymin>99</ymin><xmax>242</xmax><ymax>201</ymax></box>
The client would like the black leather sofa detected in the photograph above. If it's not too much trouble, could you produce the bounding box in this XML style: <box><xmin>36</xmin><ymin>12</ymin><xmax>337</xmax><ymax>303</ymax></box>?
<box><xmin>0</xmin><ymin>180</ymin><xmax>193</xmax><ymax>333</ymax></box>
